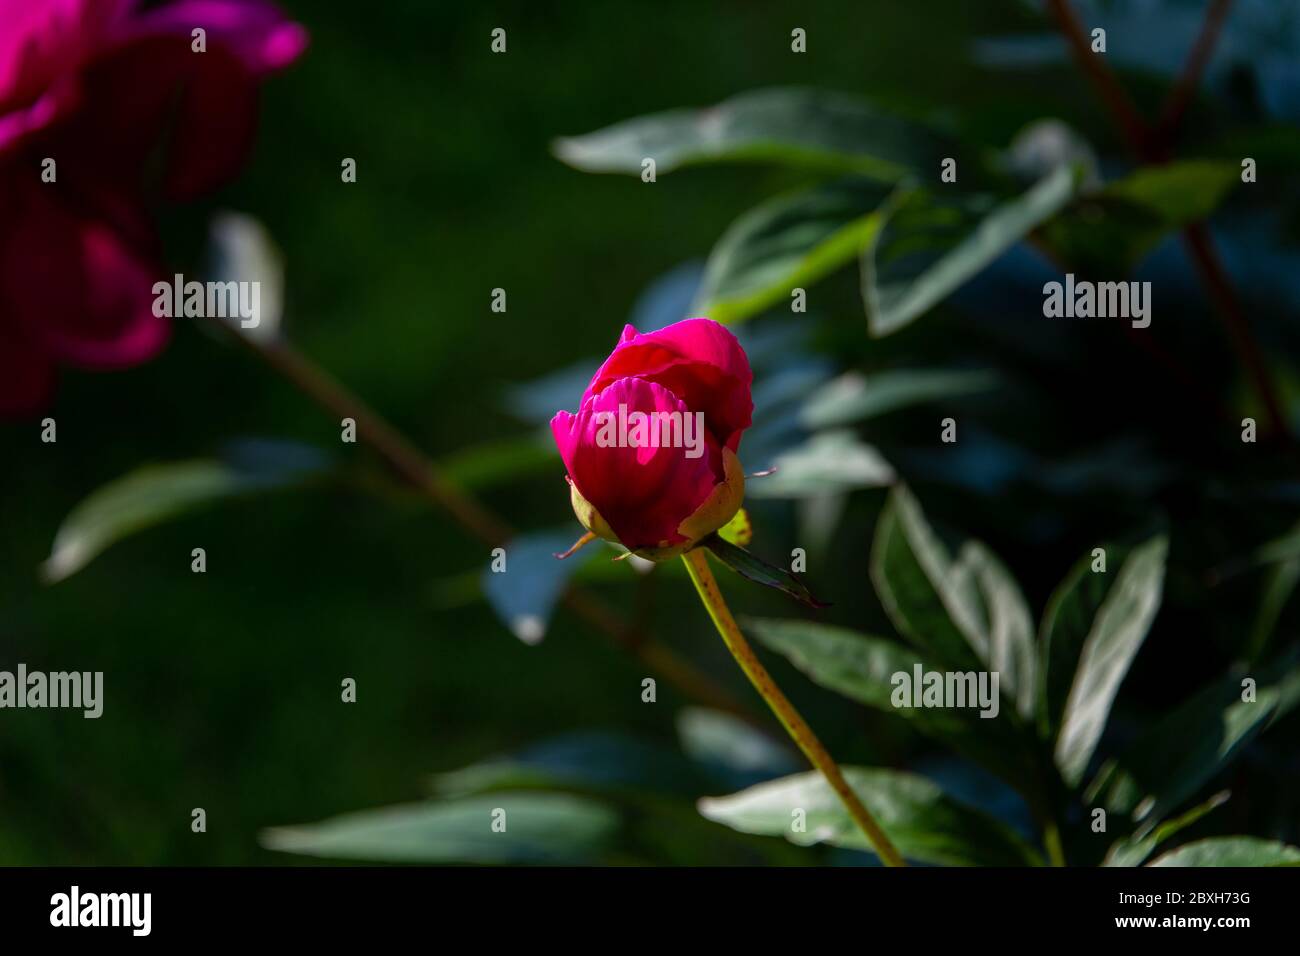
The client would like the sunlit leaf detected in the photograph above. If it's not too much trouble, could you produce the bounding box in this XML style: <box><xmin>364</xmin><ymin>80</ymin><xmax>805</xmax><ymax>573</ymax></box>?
<box><xmin>801</xmin><ymin>368</ymin><xmax>999</xmax><ymax>429</ymax></box>
<box><xmin>1148</xmin><ymin>837</ymin><xmax>1300</xmax><ymax>868</ymax></box>
<box><xmin>694</xmin><ymin>178</ymin><xmax>901</xmax><ymax>324</ymax></box>
<box><xmin>553</xmin><ymin>87</ymin><xmax>949</xmax><ymax>179</ymax></box>
<box><xmin>1048</xmin><ymin>536</ymin><xmax>1168</xmax><ymax>786</ymax></box>
<box><xmin>746</xmin><ymin>430</ymin><xmax>894</xmax><ymax>499</ymax></box>
<box><xmin>42</xmin><ymin>441</ymin><xmax>329</xmax><ymax>583</ymax></box>
<box><xmin>862</xmin><ymin>165</ymin><xmax>1077</xmax><ymax>337</ymax></box>
<box><xmin>698</xmin><ymin>767</ymin><xmax>1041</xmax><ymax>866</ymax></box>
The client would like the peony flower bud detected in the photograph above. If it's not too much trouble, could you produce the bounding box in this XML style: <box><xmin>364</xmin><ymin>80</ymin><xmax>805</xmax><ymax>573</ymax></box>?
<box><xmin>551</xmin><ymin>318</ymin><xmax>753</xmax><ymax>561</ymax></box>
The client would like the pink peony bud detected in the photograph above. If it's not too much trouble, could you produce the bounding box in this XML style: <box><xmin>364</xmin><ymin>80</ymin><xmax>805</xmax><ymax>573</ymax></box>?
<box><xmin>551</xmin><ymin>318</ymin><xmax>753</xmax><ymax>561</ymax></box>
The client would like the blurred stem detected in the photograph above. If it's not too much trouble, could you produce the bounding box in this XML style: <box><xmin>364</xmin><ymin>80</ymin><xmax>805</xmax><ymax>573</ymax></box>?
<box><xmin>1156</xmin><ymin>0</ymin><xmax>1234</xmax><ymax>145</ymax></box>
<box><xmin>225</xmin><ymin>327</ymin><xmax>761</xmax><ymax>728</ymax></box>
<box><xmin>681</xmin><ymin>548</ymin><xmax>906</xmax><ymax>867</ymax></box>
<box><xmin>1047</xmin><ymin>0</ymin><xmax>1289</xmax><ymax>442</ymax></box>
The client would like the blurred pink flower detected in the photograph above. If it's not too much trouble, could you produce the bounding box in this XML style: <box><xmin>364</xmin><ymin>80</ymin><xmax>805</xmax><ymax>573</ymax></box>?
<box><xmin>0</xmin><ymin>0</ymin><xmax>306</xmax><ymax>415</ymax></box>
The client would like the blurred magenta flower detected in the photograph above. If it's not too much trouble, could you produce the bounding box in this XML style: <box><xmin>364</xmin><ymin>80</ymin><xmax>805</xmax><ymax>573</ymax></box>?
<box><xmin>551</xmin><ymin>318</ymin><xmax>753</xmax><ymax>560</ymax></box>
<box><xmin>0</xmin><ymin>0</ymin><xmax>306</xmax><ymax>415</ymax></box>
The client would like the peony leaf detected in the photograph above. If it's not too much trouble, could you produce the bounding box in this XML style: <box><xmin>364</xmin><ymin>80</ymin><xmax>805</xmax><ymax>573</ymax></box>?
<box><xmin>553</xmin><ymin>87</ymin><xmax>949</xmax><ymax>179</ymax></box>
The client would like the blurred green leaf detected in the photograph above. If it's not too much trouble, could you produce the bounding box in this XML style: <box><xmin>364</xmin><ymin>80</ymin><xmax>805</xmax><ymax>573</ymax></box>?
<box><xmin>1049</xmin><ymin>536</ymin><xmax>1168</xmax><ymax>786</ymax></box>
<box><xmin>1093</xmin><ymin>659</ymin><xmax>1300</xmax><ymax>827</ymax></box>
<box><xmin>1039</xmin><ymin>161</ymin><xmax>1239</xmax><ymax>273</ymax></box>
<box><xmin>553</xmin><ymin>87</ymin><xmax>948</xmax><ymax>179</ymax></box>
<box><xmin>261</xmin><ymin>791</ymin><xmax>618</xmax><ymax>863</ymax></box>
<box><xmin>429</xmin><ymin>731</ymin><xmax>711</xmax><ymax>799</ymax></box>
<box><xmin>438</xmin><ymin>433</ymin><xmax>558</xmax><ymax>490</ymax></box>
<box><xmin>481</xmin><ymin>528</ymin><xmax>599</xmax><ymax>644</ymax></box>
<box><xmin>746</xmin><ymin>429</ymin><xmax>895</xmax><ymax>498</ymax></box>
<box><xmin>1105</xmin><ymin>160</ymin><xmax>1239</xmax><ymax>223</ymax></box>
<box><xmin>42</xmin><ymin>442</ymin><xmax>329</xmax><ymax>583</ymax></box>
<box><xmin>676</xmin><ymin>707</ymin><xmax>800</xmax><ymax>787</ymax></box>
<box><xmin>801</xmin><ymin>368</ymin><xmax>999</xmax><ymax>429</ymax></box>
<box><xmin>698</xmin><ymin>767</ymin><xmax>1041</xmax><ymax>866</ymax></box>
<box><xmin>694</xmin><ymin>178</ymin><xmax>901</xmax><ymax>324</ymax></box>
<box><xmin>862</xmin><ymin>165</ymin><xmax>1076</xmax><ymax>337</ymax></box>
<box><xmin>703</xmin><ymin>537</ymin><xmax>827</xmax><ymax>608</ymax></box>
<box><xmin>1147</xmin><ymin>837</ymin><xmax>1300</xmax><ymax>867</ymax></box>
<box><xmin>1104</xmin><ymin>791</ymin><xmax>1230</xmax><ymax>867</ymax></box>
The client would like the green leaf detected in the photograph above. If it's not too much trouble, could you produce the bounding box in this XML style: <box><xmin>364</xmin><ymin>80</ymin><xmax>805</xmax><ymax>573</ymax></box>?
<box><xmin>428</xmin><ymin>731</ymin><xmax>710</xmax><ymax>799</ymax></box>
<box><xmin>675</xmin><ymin>707</ymin><xmax>799</xmax><ymax>782</ymax></box>
<box><xmin>862</xmin><ymin>165</ymin><xmax>1077</xmax><ymax>337</ymax></box>
<box><xmin>42</xmin><ymin>443</ymin><xmax>328</xmax><ymax>583</ymax></box>
<box><xmin>1104</xmin><ymin>160</ymin><xmax>1239</xmax><ymax>223</ymax></box>
<box><xmin>801</xmin><ymin>368</ymin><xmax>999</xmax><ymax>429</ymax></box>
<box><xmin>1050</xmin><ymin>536</ymin><xmax>1168</xmax><ymax>786</ymax></box>
<box><xmin>1148</xmin><ymin>837</ymin><xmax>1300</xmax><ymax>868</ymax></box>
<box><xmin>703</xmin><ymin>537</ymin><xmax>827</xmax><ymax>608</ymax></box>
<box><xmin>870</xmin><ymin>485</ymin><xmax>993</xmax><ymax>673</ymax></box>
<box><xmin>553</xmin><ymin>87</ymin><xmax>949</xmax><ymax>179</ymax></box>
<box><xmin>745</xmin><ymin>618</ymin><xmax>928</xmax><ymax>712</ymax></box>
<box><xmin>746</xmin><ymin>617</ymin><xmax>1034</xmax><ymax>784</ymax></box>
<box><xmin>698</xmin><ymin>767</ymin><xmax>1041</xmax><ymax>866</ymax></box>
<box><xmin>746</xmin><ymin>430</ymin><xmax>895</xmax><ymax>498</ymax></box>
<box><xmin>956</xmin><ymin>541</ymin><xmax>1037</xmax><ymax>719</ymax></box>
<box><xmin>1104</xmin><ymin>791</ymin><xmax>1230</xmax><ymax>867</ymax></box>
<box><xmin>481</xmin><ymin>528</ymin><xmax>600</xmax><ymax>644</ymax></box>
<box><xmin>262</xmin><ymin>792</ymin><xmax>618</xmax><ymax>863</ymax></box>
<box><xmin>693</xmin><ymin>178</ymin><xmax>901</xmax><ymax>325</ymax></box>
<box><xmin>1038</xmin><ymin>161</ymin><xmax>1239</xmax><ymax>273</ymax></box>
<box><xmin>1093</xmin><ymin>659</ymin><xmax>1300</xmax><ymax>827</ymax></box>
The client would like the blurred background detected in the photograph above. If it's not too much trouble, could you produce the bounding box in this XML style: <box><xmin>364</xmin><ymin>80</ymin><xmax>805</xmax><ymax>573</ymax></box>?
<box><xmin>2</xmin><ymin>0</ymin><xmax>1298</xmax><ymax>864</ymax></box>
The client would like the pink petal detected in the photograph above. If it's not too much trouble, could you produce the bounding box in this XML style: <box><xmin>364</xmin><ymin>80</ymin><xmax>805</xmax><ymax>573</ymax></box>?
<box><xmin>1</xmin><ymin>179</ymin><xmax>168</xmax><ymax>367</ymax></box>
<box><xmin>552</xmin><ymin>376</ymin><xmax>722</xmax><ymax>550</ymax></box>
<box><xmin>585</xmin><ymin>318</ymin><xmax>754</xmax><ymax>452</ymax></box>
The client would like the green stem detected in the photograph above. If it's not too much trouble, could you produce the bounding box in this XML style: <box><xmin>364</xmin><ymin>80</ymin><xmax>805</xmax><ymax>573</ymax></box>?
<box><xmin>681</xmin><ymin>548</ymin><xmax>906</xmax><ymax>867</ymax></box>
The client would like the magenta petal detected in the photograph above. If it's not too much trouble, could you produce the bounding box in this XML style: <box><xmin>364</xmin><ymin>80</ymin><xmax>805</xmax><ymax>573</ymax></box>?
<box><xmin>585</xmin><ymin>318</ymin><xmax>754</xmax><ymax>451</ymax></box>
<box><xmin>124</xmin><ymin>0</ymin><xmax>308</xmax><ymax>73</ymax></box>
<box><xmin>553</xmin><ymin>377</ymin><xmax>721</xmax><ymax>550</ymax></box>
<box><xmin>2</xmin><ymin>181</ymin><xmax>167</xmax><ymax>367</ymax></box>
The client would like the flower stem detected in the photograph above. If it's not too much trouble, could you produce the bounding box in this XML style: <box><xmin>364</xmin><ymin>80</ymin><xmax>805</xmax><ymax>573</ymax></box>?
<box><xmin>220</xmin><ymin>325</ymin><xmax>764</xmax><ymax>729</ymax></box>
<box><xmin>681</xmin><ymin>548</ymin><xmax>906</xmax><ymax>867</ymax></box>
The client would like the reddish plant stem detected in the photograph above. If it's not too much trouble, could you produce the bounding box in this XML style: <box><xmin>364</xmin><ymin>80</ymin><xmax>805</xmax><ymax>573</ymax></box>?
<box><xmin>1156</xmin><ymin>0</ymin><xmax>1234</xmax><ymax>146</ymax></box>
<box><xmin>226</xmin><ymin>328</ymin><xmax>762</xmax><ymax>728</ymax></box>
<box><xmin>1046</xmin><ymin>0</ymin><xmax>1288</xmax><ymax>440</ymax></box>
